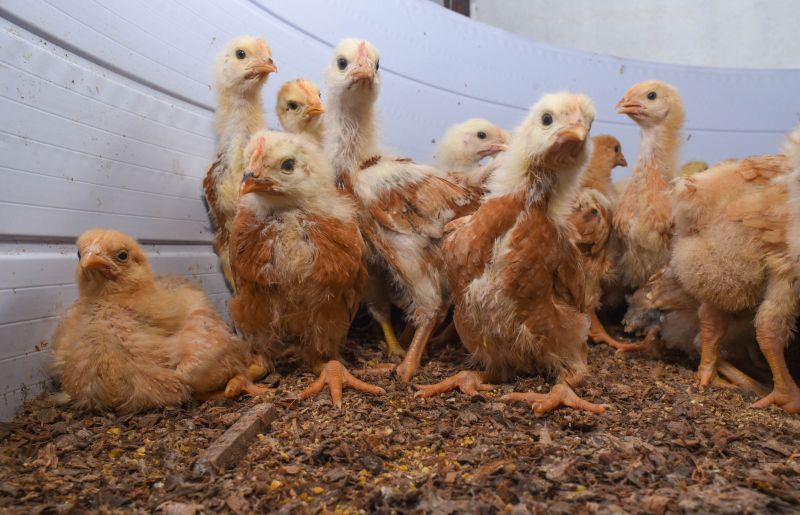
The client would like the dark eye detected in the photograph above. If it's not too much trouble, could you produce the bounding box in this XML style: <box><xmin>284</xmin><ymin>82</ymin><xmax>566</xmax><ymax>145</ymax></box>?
<box><xmin>542</xmin><ymin>113</ymin><xmax>553</xmax><ymax>126</ymax></box>
<box><xmin>647</xmin><ymin>91</ymin><xmax>657</xmax><ymax>100</ymax></box>
<box><xmin>337</xmin><ymin>57</ymin><xmax>348</xmax><ymax>70</ymax></box>
<box><xmin>77</xmin><ymin>250</ymin><xmax>81</xmax><ymax>260</ymax></box>
<box><xmin>287</xmin><ymin>101</ymin><xmax>299</xmax><ymax>111</ymax></box>
<box><xmin>280</xmin><ymin>159</ymin><xmax>295</xmax><ymax>172</ymax></box>
<box><xmin>590</xmin><ymin>208</ymin><xmax>599</xmax><ymax>216</ymax></box>
<box><xmin>116</xmin><ymin>250</ymin><xmax>129</xmax><ymax>262</ymax></box>
<box><xmin>375</xmin><ymin>60</ymin><xmax>380</xmax><ymax>71</ymax></box>
<box><xmin>235</xmin><ymin>49</ymin><xmax>246</xmax><ymax>60</ymax></box>
<box><xmin>614</xmin><ymin>144</ymin><xmax>620</xmax><ymax>153</ymax></box>
<box><xmin>477</xmin><ymin>131</ymin><xmax>487</xmax><ymax>140</ymax></box>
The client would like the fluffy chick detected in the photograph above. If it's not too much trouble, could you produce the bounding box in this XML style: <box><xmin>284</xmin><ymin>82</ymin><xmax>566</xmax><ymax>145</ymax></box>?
<box><xmin>671</xmin><ymin>152</ymin><xmax>799</xmax><ymax>412</ymax></box>
<box><xmin>323</xmin><ymin>39</ymin><xmax>476</xmax><ymax>379</ymax></box>
<box><xmin>416</xmin><ymin>92</ymin><xmax>606</xmax><ymax>415</ymax></box>
<box><xmin>613</xmin><ymin>80</ymin><xmax>685</xmax><ymax>291</ymax></box>
<box><xmin>434</xmin><ymin>118</ymin><xmax>508</xmax><ymax>194</ymax></box>
<box><xmin>276</xmin><ymin>79</ymin><xmax>325</xmax><ymax>145</ymax></box>
<box><xmin>51</xmin><ymin>229</ymin><xmax>266</xmax><ymax>414</ymax></box>
<box><xmin>203</xmin><ymin>36</ymin><xmax>277</xmax><ymax>289</ymax></box>
<box><xmin>579</xmin><ymin>135</ymin><xmax>627</xmax><ymax>202</ymax></box>
<box><xmin>228</xmin><ymin>130</ymin><xmax>382</xmax><ymax>408</ymax></box>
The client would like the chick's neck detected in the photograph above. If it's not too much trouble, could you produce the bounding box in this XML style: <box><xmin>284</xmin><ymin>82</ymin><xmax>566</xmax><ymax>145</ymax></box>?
<box><xmin>216</xmin><ymin>89</ymin><xmax>265</xmax><ymax>154</ymax></box>
<box><xmin>635</xmin><ymin>119</ymin><xmax>681</xmax><ymax>181</ymax></box>
<box><xmin>324</xmin><ymin>94</ymin><xmax>379</xmax><ymax>184</ymax></box>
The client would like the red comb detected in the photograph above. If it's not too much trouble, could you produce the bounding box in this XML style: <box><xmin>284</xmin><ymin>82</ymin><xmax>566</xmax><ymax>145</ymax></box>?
<box><xmin>249</xmin><ymin>135</ymin><xmax>266</xmax><ymax>169</ymax></box>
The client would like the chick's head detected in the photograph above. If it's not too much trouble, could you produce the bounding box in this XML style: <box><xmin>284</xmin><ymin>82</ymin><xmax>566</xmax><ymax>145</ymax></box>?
<box><xmin>240</xmin><ymin>130</ymin><xmax>335</xmax><ymax>209</ymax></box>
<box><xmin>616</xmin><ymin>80</ymin><xmax>684</xmax><ymax>129</ymax></box>
<box><xmin>592</xmin><ymin>134</ymin><xmax>627</xmax><ymax>168</ymax></box>
<box><xmin>75</xmin><ymin>229</ymin><xmax>152</xmax><ymax>296</ymax></box>
<box><xmin>276</xmin><ymin>79</ymin><xmax>324</xmax><ymax>134</ymax></box>
<box><xmin>214</xmin><ymin>36</ymin><xmax>277</xmax><ymax>95</ymax></box>
<box><xmin>325</xmin><ymin>39</ymin><xmax>381</xmax><ymax>107</ymax></box>
<box><xmin>437</xmin><ymin>118</ymin><xmax>509</xmax><ymax>167</ymax></box>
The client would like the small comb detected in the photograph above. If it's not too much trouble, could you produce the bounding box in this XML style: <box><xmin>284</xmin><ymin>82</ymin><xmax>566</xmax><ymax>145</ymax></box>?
<box><xmin>249</xmin><ymin>135</ymin><xmax>266</xmax><ymax>170</ymax></box>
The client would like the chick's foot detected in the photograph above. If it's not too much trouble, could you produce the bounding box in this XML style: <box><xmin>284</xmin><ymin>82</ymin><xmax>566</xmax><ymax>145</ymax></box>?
<box><xmin>751</xmin><ymin>385</ymin><xmax>800</xmax><ymax>414</ymax></box>
<box><xmin>299</xmin><ymin>360</ymin><xmax>385</xmax><ymax>409</ymax></box>
<box><xmin>502</xmin><ymin>383</ymin><xmax>607</xmax><ymax>415</ymax></box>
<box><xmin>224</xmin><ymin>374</ymin><xmax>271</xmax><ymax>398</ymax></box>
<box><xmin>415</xmin><ymin>370</ymin><xmax>497</xmax><ymax>398</ymax></box>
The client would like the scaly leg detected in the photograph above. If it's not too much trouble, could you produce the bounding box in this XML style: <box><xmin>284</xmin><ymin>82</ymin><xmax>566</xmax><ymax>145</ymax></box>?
<box><xmin>415</xmin><ymin>370</ymin><xmax>497</xmax><ymax>398</ymax></box>
<box><xmin>717</xmin><ymin>359</ymin><xmax>769</xmax><ymax>397</ymax></box>
<box><xmin>588</xmin><ymin>310</ymin><xmax>652</xmax><ymax>353</ymax></box>
<box><xmin>299</xmin><ymin>360</ymin><xmax>385</xmax><ymax>409</ymax></box>
<box><xmin>751</xmin><ymin>292</ymin><xmax>800</xmax><ymax>413</ymax></box>
<box><xmin>695</xmin><ymin>302</ymin><xmax>729</xmax><ymax>387</ymax></box>
<box><xmin>379</xmin><ymin>319</ymin><xmax>406</xmax><ymax>358</ymax></box>
<box><xmin>428</xmin><ymin>320</ymin><xmax>459</xmax><ymax>350</ymax></box>
<box><xmin>502</xmin><ymin>383</ymin><xmax>607</xmax><ymax>415</ymax></box>
<box><xmin>396</xmin><ymin>315</ymin><xmax>439</xmax><ymax>382</ymax></box>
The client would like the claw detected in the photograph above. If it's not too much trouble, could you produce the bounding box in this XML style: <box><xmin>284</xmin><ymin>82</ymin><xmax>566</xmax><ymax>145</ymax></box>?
<box><xmin>299</xmin><ymin>360</ymin><xmax>385</xmax><ymax>408</ymax></box>
<box><xmin>501</xmin><ymin>383</ymin><xmax>607</xmax><ymax>415</ymax></box>
<box><xmin>223</xmin><ymin>373</ymin><xmax>270</xmax><ymax>399</ymax></box>
<box><xmin>415</xmin><ymin>370</ymin><xmax>497</xmax><ymax>399</ymax></box>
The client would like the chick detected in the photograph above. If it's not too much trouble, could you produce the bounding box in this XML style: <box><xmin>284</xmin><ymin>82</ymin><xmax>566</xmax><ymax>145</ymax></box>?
<box><xmin>228</xmin><ymin>130</ymin><xmax>383</xmax><ymax>408</ymax></box>
<box><xmin>50</xmin><ymin>229</ymin><xmax>266</xmax><ymax>414</ymax></box>
<box><xmin>671</xmin><ymin>152</ymin><xmax>799</xmax><ymax>412</ymax></box>
<box><xmin>579</xmin><ymin>135</ymin><xmax>627</xmax><ymax>202</ymax></box>
<box><xmin>276</xmin><ymin>79</ymin><xmax>325</xmax><ymax>145</ymax></box>
<box><xmin>434</xmin><ymin>118</ymin><xmax>508</xmax><ymax>194</ymax></box>
<box><xmin>323</xmin><ymin>39</ymin><xmax>476</xmax><ymax>380</ymax></box>
<box><xmin>568</xmin><ymin>187</ymin><xmax>634</xmax><ymax>350</ymax></box>
<box><xmin>416</xmin><ymin>92</ymin><xmax>606</xmax><ymax>415</ymax></box>
<box><xmin>613</xmin><ymin>80</ymin><xmax>685</xmax><ymax>291</ymax></box>
<box><xmin>203</xmin><ymin>36</ymin><xmax>277</xmax><ymax>289</ymax></box>
<box><xmin>785</xmin><ymin>127</ymin><xmax>800</xmax><ymax>284</ymax></box>
<box><xmin>679</xmin><ymin>160</ymin><xmax>709</xmax><ymax>176</ymax></box>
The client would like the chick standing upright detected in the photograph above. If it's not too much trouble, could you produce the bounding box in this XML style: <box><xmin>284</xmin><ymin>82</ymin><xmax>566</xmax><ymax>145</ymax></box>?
<box><xmin>203</xmin><ymin>36</ymin><xmax>277</xmax><ymax>289</ymax></box>
<box><xmin>228</xmin><ymin>130</ymin><xmax>383</xmax><ymax>408</ymax></box>
<box><xmin>416</xmin><ymin>92</ymin><xmax>606</xmax><ymax>415</ymax></box>
<box><xmin>579</xmin><ymin>135</ymin><xmax>627</xmax><ymax>203</ymax></box>
<box><xmin>276</xmin><ymin>79</ymin><xmax>325</xmax><ymax>145</ymax></box>
<box><xmin>613</xmin><ymin>80</ymin><xmax>684</xmax><ymax>291</ymax></box>
<box><xmin>671</xmin><ymin>150</ymin><xmax>798</xmax><ymax>412</ymax></box>
<box><xmin>322</xmin><ymin>39</ymin><xmax>476</xmax><ymax>380</ymax></box>
<box><xmin>51</xmin><ymin>229</ymin><xmax>266</xmax><ymax>414</ymax></box>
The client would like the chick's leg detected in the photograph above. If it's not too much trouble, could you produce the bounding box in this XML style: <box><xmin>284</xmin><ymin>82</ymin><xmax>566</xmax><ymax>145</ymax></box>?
<box><xmin>396</xmin><ymin>313</ymin><xmax>440</xmax><ymax>382</ymax></box>
<box><xmin>502</xmin><ymin>383</ymin><xmax>607</xmax><ymax>415</ymax></box>
<box><xmin>428</xmin><ymin>320</ymin><xmax>459</xmax><ymax>350</ymax></box>
<box><xmin>223</xmin><ymin>374</ymin><xmax>271</xmax><ymax>398</ymax></box>
<box><xmin>751</xmin><ymin>284</ymin><xmax>800</xmax><ymax>413</ymax></box>
<box><xmin>415</xmin><ymin>370</ymin><xmax>498</xmax><ymax>398</ymax></box>
<box><xmin>588</xmin><ymin>311</ymin><xmax>653</xmax><ymax>353</ymax></box>
<box><xmin>365</xmin><ymin>276</ymin><xmax>406</xmax><ymax>358</ymax></box>
<box><xmin>299</xmin><ymin>360</ymin><xmax>385</xmax><ymax>409</ymax></box>
<box><xmin>696</xmin><ymin>302</ymin><xmax>730</xmax><ymax>387</ymax></box>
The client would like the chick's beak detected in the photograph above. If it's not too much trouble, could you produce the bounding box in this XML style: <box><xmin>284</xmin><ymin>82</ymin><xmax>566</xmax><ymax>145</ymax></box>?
<box><xmin>240</xmin><ymin>172</ymin><xmax>280</xmax><ymax>195</ymax></box>
<box><xmin>616</xmin><ymin>153</ymin><xmax>628</xmax><ymax>167</ymax></box>
<box><xmin>349</xmin><ymin>65</ymin><xmax>375</xmax><ymax>84</ymax></box>
<box><xmin>246</xmin><ymin>57</ymin><xmax>277</xmax><ymax>79</ymax></box>
<box><xmin>80</xmin><ymin>252</ymin><xmax>113</xmax><ymax>271</ymax></box>
<box><xmin>616</xmin><ymin>98</ymin><xmax>644</xmax><ymax>116</ymax></box>
<box><xmin>549</xmin><ymin>123</ymin><xmax>589</xmax><ymax>159</ymax></box>
<box><xmin>304</xmin><ymin>102</ymin><xmax>325</xmax><ymax>118</ymax></box>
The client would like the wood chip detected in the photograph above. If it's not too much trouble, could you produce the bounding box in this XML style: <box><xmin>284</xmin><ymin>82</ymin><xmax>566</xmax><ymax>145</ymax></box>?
<box><xmin>192</xmin><ymin>403</ymin><xmax>277</xmax><ymax>476</ymax></box>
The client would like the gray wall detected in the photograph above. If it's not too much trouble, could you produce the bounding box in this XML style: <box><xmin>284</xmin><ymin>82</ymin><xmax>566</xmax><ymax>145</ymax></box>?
<box><xmin>470</xmin><ymin>0</ymin><xmax>800</xmax><ymax>69</ymax></box>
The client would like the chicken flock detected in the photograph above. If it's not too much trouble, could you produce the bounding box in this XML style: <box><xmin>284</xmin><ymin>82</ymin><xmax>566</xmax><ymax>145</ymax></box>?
<box><xmin>49</xmin><ymin>35</ymin><xmax>800</xmax><ymax>417</ymax></box>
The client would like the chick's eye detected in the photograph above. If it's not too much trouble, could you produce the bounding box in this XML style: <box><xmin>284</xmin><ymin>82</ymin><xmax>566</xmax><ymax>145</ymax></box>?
<box><xmin>77</xmin><ymin>250</ymin><xmax>81</xmax><ymax>260</ymax></box>
<box><xmin>375</xmin><ymin>60</ymin><xmax>380</xmax><ymax>71</ymax></box>
<box><xmin>614</xmin><ymin>145</ymin><xmax>620</xmax><ymax>153</ymax></box>
<box><xmin>280</xmin><ymin>159</ymin><xmax>295</xmax><ymax>172</ymax></box>
<box><xmin>477</xmin><ymin>131</ymin><xmax>487</xmax><ymax>140</ymax></box>
<box><xmin>542</xmin><ymin>113</ymin><xmax>553</xmax><ymax>126</ymax></box>
<box><xmin>287</xmin><ymin>101</ymin><xmax>298</xmax><ymax>111</ymax></box>
<box><xmin>336</xmin><ymin>57</ymin><xmax>348</xmax><ymax>70</ymax></box>
<box><xmin>116</xmin><ymin>250</ymin><xmax>129</xmax><ymax>262</ymax></box>
<box><xmin>590</xmin><ymin>208</ymin><xmax>599</xmax><ymax>216</ymax></box>
<box><xmin>647</xmin><ymin>91</ymin><xmax>657</xmax><ymax>100</ymax></box>
<box><xmin>235</xmin><ymin>49</ymin><xmax>246</xmax><ymax>60</ymax></box>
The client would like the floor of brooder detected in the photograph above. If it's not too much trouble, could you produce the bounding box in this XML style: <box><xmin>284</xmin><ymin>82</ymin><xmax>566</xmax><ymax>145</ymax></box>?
<box><xmin>1</xmin><ymin>329</ymin><xmax>799</xmax><ymax>514</ymax></box>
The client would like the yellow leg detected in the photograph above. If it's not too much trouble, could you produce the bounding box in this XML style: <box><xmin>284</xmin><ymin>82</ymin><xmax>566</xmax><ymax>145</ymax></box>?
<box><xmin>380</xmin><ymin>320</ymin><xmax>406</xmax><ymax>358</ymax></box>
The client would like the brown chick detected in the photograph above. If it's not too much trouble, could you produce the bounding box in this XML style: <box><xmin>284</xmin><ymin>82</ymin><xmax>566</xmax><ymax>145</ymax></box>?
<box><xmin>203</xmin><ymin>36</ymin><xmax>277</xmax><ymax>290</ymax></box>
<box><xmin>276</xmin><ymin>79</ymin><xmax>325</xmax><ymax>145</ymax></box>
<box><xmin>50</xmin><ymin>229</ymin><xmax>266</xmax><ymax>414</ymax></box>
<box><xmin>323</xmin><ymin>39</ymin><xmax>477</xmax><ymax>380</ymax></box>
<box><xmin>671</xmin><ymin>152</ymin><xmax>799</xmax><ymax>412</ymax></box>
<box><xmin>416</xmin><ymin>92</ymin><xmax>606</xmax><ymax>415</ymax></box>
<box><xmin>613</xmin><ymin>80</ymin><xmax>685</xmax><ymax>291</ymax></box>
<box><xmin>568</xmin><ymin>187</ymin><xmax>636</xmax><ymax>351</ymax></box>
<box><xmin>228</xmin><ymin>130</ymin><xmax>383</xmax><ymax>408</ymax></box>
<box><xmin>579</xmin><ymin>135</ymin><xmax>627</xmax><ymax>202</ymax></box>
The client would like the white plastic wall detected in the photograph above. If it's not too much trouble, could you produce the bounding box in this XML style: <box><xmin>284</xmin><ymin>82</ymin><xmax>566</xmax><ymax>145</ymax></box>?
<box><xmin>1</xmin><ymin>0</ymin><xmax>798</xmax><ymax>420</ymax></box>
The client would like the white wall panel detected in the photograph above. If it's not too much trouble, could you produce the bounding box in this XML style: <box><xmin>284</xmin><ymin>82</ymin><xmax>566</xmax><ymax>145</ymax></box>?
<box><xmin>1</xmin><ymin>0</ymin><xmax>798</xmax><ymax>420</ymax></box>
